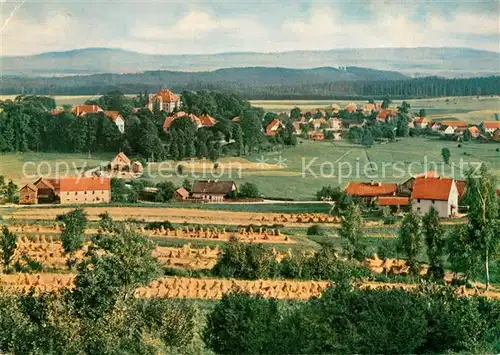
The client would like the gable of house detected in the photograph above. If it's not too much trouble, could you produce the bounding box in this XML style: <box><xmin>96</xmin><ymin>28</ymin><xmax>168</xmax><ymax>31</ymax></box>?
<box><xmin>111</xmin><ymin>152</ymin><xmax>131</xmax><ymax>167</ymax></box>
<box><xmin>265</xmin><ymin>119</ymin><xmax>285</xmax><ymax>136</ymax></box>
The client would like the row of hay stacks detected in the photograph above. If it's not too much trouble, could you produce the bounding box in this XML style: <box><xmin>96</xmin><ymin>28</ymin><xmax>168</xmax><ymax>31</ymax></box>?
<box><xmin>2</xmin><ymin>273</ymin><xmax>498</xmax><ymax>299</ymax></box>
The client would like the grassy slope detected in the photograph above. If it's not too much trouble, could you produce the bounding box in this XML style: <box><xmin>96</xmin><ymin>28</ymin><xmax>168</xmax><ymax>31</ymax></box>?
<box><xmin>2</xmin><ymin>138</ymin><xmax>498</xmax><ymax>200</ymax></box>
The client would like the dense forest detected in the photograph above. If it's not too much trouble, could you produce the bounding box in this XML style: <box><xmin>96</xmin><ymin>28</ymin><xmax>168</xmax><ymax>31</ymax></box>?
<box><xmin>0</xmin><ymin>92</ymin><xmax>295</xmax><ymax>159</ymax></box>
<box><xmin>1</xmin><ymin>67</ymin><xmax>498</xmax><ymax>99</ymax></box>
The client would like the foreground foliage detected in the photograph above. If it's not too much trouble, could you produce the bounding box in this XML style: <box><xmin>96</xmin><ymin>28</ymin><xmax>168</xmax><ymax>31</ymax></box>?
<box><xmin>0</xmin><ymin>224</ymin><xmax>197</xmax><ymax>354</ymax></box>
<box><xmin>204</xmin><ymin>283</ymin><xmax>500</xmax><ymax>354</ymax></box>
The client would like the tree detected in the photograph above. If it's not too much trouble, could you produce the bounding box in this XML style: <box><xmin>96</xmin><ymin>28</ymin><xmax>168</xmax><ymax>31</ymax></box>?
<box><xmin>203</xmin><ymin>290</ymin><xmax>280</xmax><ymax>354</ymax></box>
<box><xmin>398</xmin><ymin>101</ymin><xmax>411</xmax><ymax>114</ymax></box>
<box><xmin>57</xmin><ymin>208</ymin><xmax>87</xmax><ymax>268</ymax></box>
<box><xmin>462</xmin><ymin>165</ymin><xmax>499</xmax><ymax>289</ymax></box>
<box><xmin>182</xmin><ymin>179</ymin><xmax>192</xmax><ymax>192</ymax></box>
<box><xmin>441</xmin><ymin>148</ymin><xmax>451</xmax><ymax>164</ymax></box>
<box><xmin>71</xmin><ymin>225</ymin><xmax>161</xmax><ymax>320</ymax></box>
<box><xmin>339</xmin><ymin>203</ymin><xmax>366</xmax><ymax>260</ymax></box>
<box><xmin>98</xmin><ymin>212</ymin><xmax>114</xmax><ymax>232</ymax></box>
<box><xmin>381</xmin><ymin>97</ymin><xmax>392</xmax><ymax>109</ymax></box>
<box><xmin>155</xmin><ymin>181</ymin><xmax>176</xmax><ymax>202</ymax></box>
<box><xmin>4</xmin><ymin>180</ymin><xmax>18</xmax><ymax>203</ymax></box>
<box><xmin>422</xmin><ymin>207</ymin><xmax>445</xmax><ymax>279</ymax></box>
<box><xmin>238</xmin><ymin>182</ymin><xmax>260</xmax><ymax>198</ymax></box>
<box><xmin>361</xmin><ymin>129</ymin><xmax>374</xmax><ymax>147</ymax></box>
<box><xmin>418</xmin><ymin>109</ymin><xmax>427</xmax><ymax>117</ymax></box>
<box><xmin>290</xmin><ymin>107</ymin><xmax>301</xmax><ymax>120</ymax></box>
<box><xmin>0</xmin><ymin>226</ymin><xmax>17</xmax><ymax>272</ymax></box>
<box><xmin>398</xmin><ymin>212</ymin><xmax>422</xmax><ymax>275</ymax></box>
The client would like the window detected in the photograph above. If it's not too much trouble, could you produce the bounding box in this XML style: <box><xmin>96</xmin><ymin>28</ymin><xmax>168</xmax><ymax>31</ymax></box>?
<box><xmin>432</xmin><ymin>200</ymin><xmax>435</xmax><ymax>204</ymax></box>
<box><xmin>417</xmin><ymin>207</ymin><xmax>421</xmax><ymax>212</ymax></box>
<box><xmin>417</xmin><ymin>199</ymin><xmax>421</xmax><ymax>203</ymax></box>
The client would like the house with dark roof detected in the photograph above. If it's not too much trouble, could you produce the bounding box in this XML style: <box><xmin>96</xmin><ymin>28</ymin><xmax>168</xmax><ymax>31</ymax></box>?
<box><xmin>191</xmin><ymin>180</ymin><xmax>236</xmax><ymax>202</ymax></box>
<box><xmin>411</xmin><ymin>177</ymin><xmax>458</xmax><ymax>217</ymax></box>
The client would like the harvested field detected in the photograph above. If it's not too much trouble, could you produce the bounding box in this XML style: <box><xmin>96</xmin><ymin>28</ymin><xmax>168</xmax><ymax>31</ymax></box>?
<box><xmin>14</xmin><ymin>236</ymin><xmax>222</xmax><ymax>270</ymax></box>
<box><xmin>2</xmin><ymin>273</ymin><xmax>498</xmax><ymax>299</ymax></box>
<box><xmin>6</xmin><ymin>206</ymin><xmax>340</xmax><ymax>227</ymax></box>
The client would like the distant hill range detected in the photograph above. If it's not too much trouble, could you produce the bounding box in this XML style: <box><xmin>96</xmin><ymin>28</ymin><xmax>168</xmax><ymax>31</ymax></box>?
<box><xmin>1</xmin><ymin>47</ymin><xmax>498</xmax><ymax>78</ymax></box>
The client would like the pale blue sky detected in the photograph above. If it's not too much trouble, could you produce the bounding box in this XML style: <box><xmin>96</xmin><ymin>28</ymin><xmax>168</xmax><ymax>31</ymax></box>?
<box><xmin>1</xmin><ymin>0</ymin><xmax>499</xmax><ymax>55</ymax></box>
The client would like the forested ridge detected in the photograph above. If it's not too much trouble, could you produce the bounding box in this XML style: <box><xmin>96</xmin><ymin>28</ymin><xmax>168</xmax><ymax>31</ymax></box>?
<box><xmin>1</xmin><ymin>67</ymin><xmax>498</xmax><ymax>99</ymax></box>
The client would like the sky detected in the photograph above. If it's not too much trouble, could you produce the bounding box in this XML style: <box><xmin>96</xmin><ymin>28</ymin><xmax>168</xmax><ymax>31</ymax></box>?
<box><xmin>0</xmin><ymin>0</ymin><xmax>499</xmax><ymax>56</ymax></box>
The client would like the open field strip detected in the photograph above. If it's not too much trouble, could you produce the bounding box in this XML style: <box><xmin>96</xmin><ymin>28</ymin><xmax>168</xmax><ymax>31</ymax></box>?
<box><xmin>2</xmin><ymin>273</ymin><xmax>498</xmax><ymax>300</ymax></box>
<box><xmin>4</xmin><ymin>206</ymin><xmax>339</xmax><ymax>228</ymax></box>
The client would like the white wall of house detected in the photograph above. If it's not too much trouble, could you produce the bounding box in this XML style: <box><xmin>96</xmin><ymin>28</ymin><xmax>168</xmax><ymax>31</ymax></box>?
<box><xmin>115</xmin><ymin>117</ymin><xmax>125</xmax><ymax>134</ymax></box>
<box><xmin>412</xmin><ymin>182</ymin><xmax>458</xmax><ymax>217</ymax></box>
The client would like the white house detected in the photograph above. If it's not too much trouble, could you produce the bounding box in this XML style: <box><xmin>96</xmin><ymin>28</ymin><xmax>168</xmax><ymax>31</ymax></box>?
<box><xmin>411</xmin><ymin>177</ymin><xmax>458</xmax><ymax>218</ymax></box>
<box><xmin>104</xmin><ymin>111</ymin><xmax>125</xmax><ymax>133</ymax></box>
<box><xmin>148</xmin><ymin>89</ymin><xmax>181</xmax><ymax>113</ymax></box>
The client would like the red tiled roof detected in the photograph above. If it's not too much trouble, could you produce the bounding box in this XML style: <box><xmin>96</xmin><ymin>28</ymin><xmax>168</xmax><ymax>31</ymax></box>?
<box><xmin>377</xmin><ymin>196</ymin><xmax>410</xmax><ymax>206</ymax></box>
<box><xmin>58</xmin><ymin>177</ymin><xmax>111</xmax><ymax>192</ymax></box>
<box><xmin>175</xmin><ymin>187</ymin><xmax>190</xmax><ymax>198</ymax></box>
<box><xmin>415</xmin><ymin>117</ymin><xmax>430</xmax><ymax>124</ymax></box>
<box><xmin>377</xmin><ymin>109</ymin><xmax>398</xmax><ymax>120</ymax></box>
<box><xmin>153</xmin><ymin>89</ymin><xmax>180</xmax><ymax>103</ymax></box>
<box><xmin>72</xmin><ymin>105</ymin><xmax>103</xmax><ymax>116</ymax></box>
<box><xmin>483</xmin><ymin>121</ymin><xmax>500</xmax><ymax>130</ymax></box>
<box><xmin>344</xmin><ymin>182</ymin><xmax>398</xmax><ymax>197</ymax></box>
<box><xmin>468</xmin><ymin>126</ymin><xmax>480</xmax><ymax>137</ymax></box>
<box><xmin>411</xmin><ymin>177</ymin><xmax>454</xmax><ymax>201</ymax></box>
<box><xmin>163</xmin><ymin>112</ymin><xmax>201</xmax><ymax>131</ymax></box>
<box><xmin>440</xmin><ymin>120</ymin><xmax>468</xmax><ymax>128</ymax></box>
<box><xmin>345</xmin><ymin>103</ymin><xmax>357</xmax><ymax>113</ymax></box>
<box><xmin>199</xmin><ymin>114</ymin><xmax>217</xmax><ymax>126</ymax></box>
<box><xmin>265</xmin><ymin>119</ymin><xmax>285</xmax><ymax>136</ymax></box>
<box><xmin>104</xmin><ymin>111</ymin><xmax>122</xmax><ymax>121</ymax></box>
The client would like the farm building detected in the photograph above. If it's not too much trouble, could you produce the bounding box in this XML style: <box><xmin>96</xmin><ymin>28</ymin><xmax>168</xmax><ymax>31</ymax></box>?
<box><xmin>411</xmin><ymin>177</ymin><xmax>458</xmax><ymax>218</ymax></box>
<box><xmin>482</xmin><ymin>121</ymin><xmax>500</xmax><ymax>133</ymax></box>
<box><xmin>376</xmin><ymin>109</ymin><xmax>398</xmax><ymax>123</ymax></box>
<box><xmin>19</xmin><ymin>177</ymin><xmax>111</xmax><ymax>205</ymax></box>
<box><xmin>175</xmin><ymin>187</ymin><xmax>190</xmax><ymax>201</ymax></box>
<box><xmin>377</xmin><ymin>196</ymin><xmax>410</xmax><ymax>212</ymax></box>
<box><xmin>19</xmin><ymin>184</ymin><xmax>38</xmax><ymax>205</ymax></box>
<box><xmin>467</xmin><ymin>126</ymin><xmax>481</xmax><ymax>138</ymax></box>
<box><xmin>148</xmin><ymin>89</ymin><xmax>181</xmax><ymax>113</ymax></box>
<box><xmin>191</xmin><ymin>180</ymin><xmax>236</xmax><ymax>202</ymax></box>
<box><xmin>110</xmin><ymin>152</ymin><xmax>131</xmax><ymax>171</ymax></box>
<box><xmin>344</xmin><ymin>182</ymin><xmax>398</xmax><ymax>203</ymax></box>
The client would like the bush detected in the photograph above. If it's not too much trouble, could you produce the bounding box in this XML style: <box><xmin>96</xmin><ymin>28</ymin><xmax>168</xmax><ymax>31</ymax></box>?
<box><xmin>238</xmin><ymin>182</ymin><xmax>260</xmax><ymax>199</ymax></box>
<box><xmin>203</xmin><ymin>291</ymin><xmax>281</xmax><ymax>354</ymax></box>
<box><xmin>212</xmin><ymin>238</ymin><xmax>278</xmax><ymax>280</ymax></box>
<box><xmin>306</xmin><ymin>224</ymin><xmax>324</xmax><ymax>236</ymax></box>
<box><xmin>457</xmin><ymin>144</ymin><xmax>462</xmax><ymax>148</ymax></box>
